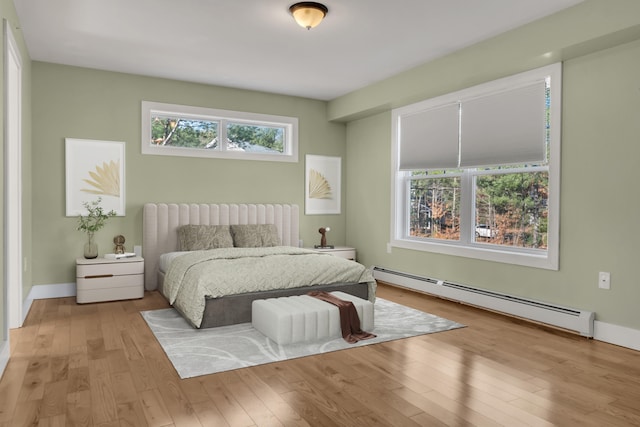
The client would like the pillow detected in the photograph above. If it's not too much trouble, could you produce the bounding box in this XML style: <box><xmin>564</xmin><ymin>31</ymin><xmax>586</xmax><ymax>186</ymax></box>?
<box><xmin>230</xmin><ymin>224</ymin><xmax>281</xmax><ymax>248</ymax></box>
<box><xmin>177</xmin><ymin>225</ymin><xmax>234</xmax><ymax>251</ymax></box>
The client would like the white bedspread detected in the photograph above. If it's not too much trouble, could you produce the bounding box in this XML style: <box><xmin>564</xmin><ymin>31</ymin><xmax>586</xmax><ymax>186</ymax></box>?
<box><xmin>163</xmin><ymin>246</ymin><xmax>376</xmax><ymax>328</ymax></box>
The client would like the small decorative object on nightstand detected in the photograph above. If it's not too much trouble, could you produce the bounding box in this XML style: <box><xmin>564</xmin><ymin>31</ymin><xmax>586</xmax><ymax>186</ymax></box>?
<box><xmin>314</xmin><ymin>226</ymin><xmax>334</xmax><ymax>249</ymax></box>
<box><xmin>113</xmin><ymin>234</ymin><xmax>126</xmax><ymax>254</ymax></box>
<box><xmin>76</xmin><ymin>256</ymin><xmax>144</xmax><ymax>303</ymax></box>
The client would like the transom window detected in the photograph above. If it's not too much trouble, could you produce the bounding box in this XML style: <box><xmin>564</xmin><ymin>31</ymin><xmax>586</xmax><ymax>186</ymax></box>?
<box><xmin>142</xmin><ymin>101</ymin><xmax>298</xmax><ymax>162</ymax></box>
<box><xmin>391</xmin><ymin>63</ymin><xmax>561</xmax><ymax>269</ymax></box>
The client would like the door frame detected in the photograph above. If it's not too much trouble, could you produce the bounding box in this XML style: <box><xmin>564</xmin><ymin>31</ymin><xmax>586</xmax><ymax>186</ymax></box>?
<box><xmin>3</xmin><ymin>19</ymin><xmax>23</xmax><ymax>362</ymax></box>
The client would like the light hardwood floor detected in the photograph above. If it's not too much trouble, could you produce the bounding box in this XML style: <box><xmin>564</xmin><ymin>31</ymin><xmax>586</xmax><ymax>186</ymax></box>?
<box><xmin>1</xmin><ymin>283</ymin><xmax>639</xmax><ymax>426</ymax></box>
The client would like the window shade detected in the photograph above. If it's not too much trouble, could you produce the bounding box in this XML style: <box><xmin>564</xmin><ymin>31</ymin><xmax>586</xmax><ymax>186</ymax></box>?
<box><xmin>397</xmin><ymin>80</ymin><xmax>547</xmax><ymax>170</ymax></box>
<box><xmin>398</xmin><ymin>103</ymin><xmax>459</xmax><ymax>170</ymax></box>
<box><xmin>460</xmin><ymin>81</ymin><xmax>546</xmax><ymax>167</ymax></box>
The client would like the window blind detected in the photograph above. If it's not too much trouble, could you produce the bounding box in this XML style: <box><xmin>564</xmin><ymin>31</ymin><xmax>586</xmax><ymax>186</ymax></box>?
<box><xmin>460</xmin><ymin>82</ymin><xmax>546</xmax><ymax>167</ymax></box>
<box><xmin>398</xmin><ymin>80</ymin><xmax>547</xmax><ymax>170</ymax></box>
<box><xmin>398</xmin><ymin>103</ymin><xmax>459</xmax><ymax>170</ymax></box>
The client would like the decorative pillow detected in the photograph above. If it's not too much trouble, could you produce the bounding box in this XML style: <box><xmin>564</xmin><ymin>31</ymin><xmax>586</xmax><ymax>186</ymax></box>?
<box><xmin>230</xmin><ymin>224</ymin><xmax>281</xmax><ymax>248</ymax></box>
<box><xmin>177</xmin><ymin>225</ymin><xmax>234</xmax><ymax>251</ymax></box>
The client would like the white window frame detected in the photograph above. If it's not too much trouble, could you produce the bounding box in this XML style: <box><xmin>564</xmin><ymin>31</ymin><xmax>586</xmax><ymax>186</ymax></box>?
<box><xmin>142</xmin><ymin>101</ymin><xmax>298</xmax><ymax>162</ymax></box>
<box><xmin>390</xmin><ymin>63</ymin><xmax>561</xmax><ymax>270</ymax></box>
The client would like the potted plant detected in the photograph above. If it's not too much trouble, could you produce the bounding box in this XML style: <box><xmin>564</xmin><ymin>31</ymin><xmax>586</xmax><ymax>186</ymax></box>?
<box><xmin>77</xmin><ymin>197</ymin><xmax>116</xmax><ymax>259</ymax></box>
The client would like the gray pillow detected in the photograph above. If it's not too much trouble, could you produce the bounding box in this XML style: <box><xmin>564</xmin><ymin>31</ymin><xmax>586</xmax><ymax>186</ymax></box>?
<box><xmin>177</xmin><ymin>225</ymin><xmax>234</xmax><ymax>251</ymax></box>
<box><xmin>230</xmin><ymin>224</ymin><xmax>280</xmax><ymax>247</ymax></box>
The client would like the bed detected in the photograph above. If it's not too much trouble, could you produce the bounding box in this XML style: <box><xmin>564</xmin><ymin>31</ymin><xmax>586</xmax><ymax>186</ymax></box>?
<box><xmin>142</xmin><ymin>203</ymin><xmax>376</xmax><ymax>328</ymax></box>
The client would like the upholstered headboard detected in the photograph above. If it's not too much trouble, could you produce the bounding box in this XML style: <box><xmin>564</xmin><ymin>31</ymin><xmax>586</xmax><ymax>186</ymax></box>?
<box><xmin>142</xmin><ymin>203</ymin><xmax>299</xmax><ymax>290</ymax></box>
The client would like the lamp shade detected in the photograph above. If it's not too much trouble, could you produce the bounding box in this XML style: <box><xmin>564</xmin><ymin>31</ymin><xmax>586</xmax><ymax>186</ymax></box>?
<box><xmin>289</xmin><ymin>2</ymin><xmax>328</xmax><ymax>29</ymax></box>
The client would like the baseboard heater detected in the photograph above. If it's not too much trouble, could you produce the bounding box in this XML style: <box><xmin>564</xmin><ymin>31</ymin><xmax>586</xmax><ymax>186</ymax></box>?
<box><xmin>373</xmin><ymin>267</ymin><xmax>595</xmax><ymax>337</ymax></box>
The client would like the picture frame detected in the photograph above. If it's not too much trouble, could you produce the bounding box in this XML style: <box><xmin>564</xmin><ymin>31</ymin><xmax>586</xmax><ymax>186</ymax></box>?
<box><xmin>65</xmin><ymin>138</ymin><xmax>126</xmax><ymax>216</ymax></box>
<box><xmin>305</xmin><ymin>154</ymin><xmax>341</xmax><ymax>215</ymax></box>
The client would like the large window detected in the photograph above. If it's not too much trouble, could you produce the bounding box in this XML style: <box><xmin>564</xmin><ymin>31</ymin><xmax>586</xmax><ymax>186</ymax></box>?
<box><xmin>391</xmin><ymin>63</ymin><xmax>561</xmax><ymax>269</ymax></box>
<box><xmin>142</xmin><ymin>101</ymin><xmax>298</xmax><ymax>162</ymax></box>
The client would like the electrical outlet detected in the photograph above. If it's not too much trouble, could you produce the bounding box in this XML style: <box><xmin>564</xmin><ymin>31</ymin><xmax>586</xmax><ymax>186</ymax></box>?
<box><xmin>598</xmin><ymin>271</ymin><xmax>611</xmax><ymax>289</ymax></box>
<box><xmin>386</xmin><ymin>243</ymin><xmax>392</xmax><ymax>253</ymax></box>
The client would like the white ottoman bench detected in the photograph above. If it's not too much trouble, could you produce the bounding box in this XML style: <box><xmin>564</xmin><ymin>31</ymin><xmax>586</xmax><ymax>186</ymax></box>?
<box><xmin>251</xmin><ymin>291</ymin><xmax>374</xmax><ymax>345</ymax></box>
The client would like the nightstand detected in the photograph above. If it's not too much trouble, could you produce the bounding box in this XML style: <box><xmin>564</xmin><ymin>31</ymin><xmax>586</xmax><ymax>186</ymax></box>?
<box><xmin>309</xmin><ymin>246</ymin><xmax>356</xmax><ymax>261</ymax></box>
<box><xmin>76</xmin><ymin>256</ymin><xmax>144</xmax><ymax>303</ymax></box>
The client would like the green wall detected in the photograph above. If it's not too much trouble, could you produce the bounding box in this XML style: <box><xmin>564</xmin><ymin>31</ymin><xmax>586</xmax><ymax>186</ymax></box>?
<box><xmin>344</xmin><ymin>21</ymin><xmax>640</xmax><ymax>328</ymax></box>
<box><xmin>31</xmin><ymin>63</ymin><xmax>348</xmax><ymax>285</ymax></box>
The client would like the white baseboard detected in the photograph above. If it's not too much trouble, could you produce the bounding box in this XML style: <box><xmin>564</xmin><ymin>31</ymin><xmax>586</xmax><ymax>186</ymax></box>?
<box><xmin>0</xmin><ymin>338</ymin><xmax>9</xmax><ymax>380</ymax></box>
<box><xmin>593</xmin><ymin>320</ymin><xmax>640</xmax><ymax>352</ymax></box>
<box><xmin>28</xmin><ymin>282</ymin><xmax>76</xmax><ymax>299</ymax></box>
<box><xmin>23</xmin><ymin>283</ymin><xmax>76</xmax><ymax>323</ymax></box>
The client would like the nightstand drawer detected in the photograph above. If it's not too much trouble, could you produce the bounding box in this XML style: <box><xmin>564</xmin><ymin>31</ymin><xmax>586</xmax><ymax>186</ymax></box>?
<box><xmin>77</xmin><ymin>274</ymin><xmax>144</xmax><ymax>289</ymax></box>
<box><xmin>325</xmin><ymin>248</ymin><xmax>356</xmax><ymax>261</ymax></box>
<box><xmin>77</xmin><ymin>278</ymin><xmax>144</xmax><ymax>304</ymax></box>
<box><xmin>308</xmin><ymin>246</ymin><xmax>356</xmax><ymax>261</ymax></box>
<box><xmin>77</xmin><ymin>260</ymin><xmax>143</xmax><ymax>278</ymax></box>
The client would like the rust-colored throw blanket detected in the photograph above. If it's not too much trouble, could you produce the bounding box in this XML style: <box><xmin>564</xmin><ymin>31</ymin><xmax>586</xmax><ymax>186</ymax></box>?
<box><xmin>308</xmin><ymin>291</ymin><xmax>376</xmax><ymax>343</ymax></box>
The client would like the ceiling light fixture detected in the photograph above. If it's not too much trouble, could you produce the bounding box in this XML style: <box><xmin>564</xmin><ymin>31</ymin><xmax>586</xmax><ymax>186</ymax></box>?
<box><xmin>289</xmin><ymin>2</ymin><xmax>328</xmax><ymax>30</ymax></box>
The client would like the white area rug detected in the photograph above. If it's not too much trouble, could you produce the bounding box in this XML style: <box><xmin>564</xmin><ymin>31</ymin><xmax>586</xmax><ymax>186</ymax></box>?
<box><xmin>141</xmin><ymin>298</ymin><xmax>465</xmax><ymax>379</ymax></box>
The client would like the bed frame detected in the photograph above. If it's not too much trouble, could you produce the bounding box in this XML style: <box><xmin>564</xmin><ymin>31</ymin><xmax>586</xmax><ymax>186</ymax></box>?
<box><xmin>142</xmin><ymin>203</ymin><xmax>369</xmax><ymax>327</ymax></box>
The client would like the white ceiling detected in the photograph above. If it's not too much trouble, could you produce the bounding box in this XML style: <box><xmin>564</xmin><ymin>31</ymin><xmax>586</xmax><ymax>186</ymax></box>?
<box><xmin>13</xmin><ymin>0</ymin><xmax>583</xmax><ymax>101</ymax></box>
